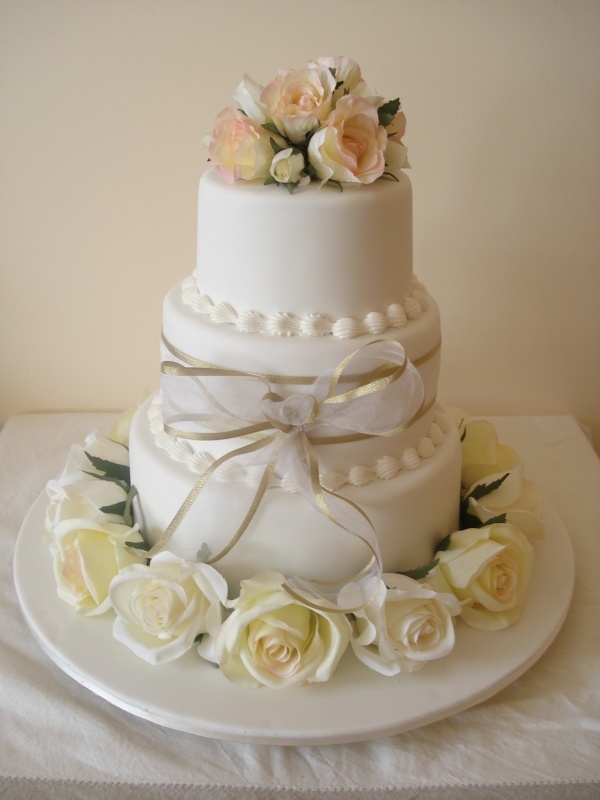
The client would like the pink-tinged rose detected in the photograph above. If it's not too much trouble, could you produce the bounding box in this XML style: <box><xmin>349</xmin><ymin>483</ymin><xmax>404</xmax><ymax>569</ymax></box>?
<box><xmin>208</xmin><ymin>106</ymin><xmax>283</xmax><ymax>183</ymax></box>
<box><xmin>307</xmin><ymin>94</ymin><xmax>387</xmax><ymax>184</ymax></box>
<box><xmin>260</xmin><ymin>67</ymin><xmax>336</xmax><ymax>144</ymax></box>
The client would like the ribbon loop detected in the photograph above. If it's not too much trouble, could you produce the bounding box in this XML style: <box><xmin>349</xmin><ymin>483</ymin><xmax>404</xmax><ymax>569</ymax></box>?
<box><xmin>154</xmin><ymin>333</ymin><xmax>430</xmax><ymax>610</ymax></box>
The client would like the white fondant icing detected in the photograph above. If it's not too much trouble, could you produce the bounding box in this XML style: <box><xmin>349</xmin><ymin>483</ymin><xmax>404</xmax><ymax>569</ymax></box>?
<box><xmin>195</xmin><ymin>169</ymin><xmax>414</xmax><ymax>320</ymax></box>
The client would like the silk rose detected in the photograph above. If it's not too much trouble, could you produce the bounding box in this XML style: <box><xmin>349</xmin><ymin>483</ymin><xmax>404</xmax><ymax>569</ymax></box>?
<box><xmin>428</xmin><ymin>523</ymin><xmax>534</xmax><ymax>631</ymax></box>
<box><xmin>208</xmin><ymin>106</ymin><xmax>285</xmax><ymax>184</ymax></box>
<box><xmin>307</xmin><ymin>94</ymin><xmax>388</xmax><ymax>184</ymax></box>
<box><xmin>50</xmin><ymin>518</ymin><xmax>146</xmax><ymax>615</ymax></box>
<box><xmin>213</xmin><ymin>571</ymin><xmax>351</xmax><ymax>688</ymax></box>
<box><xmin>110</xmin><ymin>552</ymin><xmax>228</xmax><ymax>665</ymax></box>
<box><xmin>348</xmin><ymin>575</ymin><xmax>461</xmax><ymax>675</ymax></box>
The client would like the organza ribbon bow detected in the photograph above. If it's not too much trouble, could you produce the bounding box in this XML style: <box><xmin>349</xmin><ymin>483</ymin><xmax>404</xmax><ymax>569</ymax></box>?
<box><xmin>151</xmin><ymin>334</ymin><xmax>427</xmax><ymax>610</ymax></box>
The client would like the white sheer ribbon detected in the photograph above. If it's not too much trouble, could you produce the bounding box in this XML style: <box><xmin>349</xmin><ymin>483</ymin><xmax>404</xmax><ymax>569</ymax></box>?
<box><xmin>152</xmin><ymin>334</ymin><xmax>427</xmax><ymax>610</ymax></box>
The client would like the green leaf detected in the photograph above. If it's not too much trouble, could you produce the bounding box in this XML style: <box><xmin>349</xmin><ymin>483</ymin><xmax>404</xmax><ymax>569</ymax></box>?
<box><xmin>84</xmin><ymin>451</ymin><xmax>130</xmax><ymax>484</ymax></box>
<box><xmin>399</xmin><ymin>558</ymin><xmax>439</xmax><ymax>581</ymax></box>
<box><xmin>465</xmin><ymin>473</ymin><xmax>510</xmax><ymax>502</ymax></box>
<box><xmin>264</xmin><ymin>176</ymin><xmax>277</xmax><ymax>186</ymax></box>
<box><xmin>436</xmin><ymin>533</ymin><xmax>453</xmax><ymax>552</ymax></box>
<box><xmin>459</xmin><ymin>502</ymin><xmax>507</xmax><ymax>530</ymax></box>
<box><xmin>377</xmin><ymin>97</ymin><xmax>401</xmax><ymax>128</ymax></box>
<box><xmin>125</xmin><ymin>540</ymin><xmax>149</xmax><ymax>551</ymax></box>
<box><xmin>99</xmin><ymin>501</ymin><xmax>127</xmax><ymax>517</ymax></box>
<box><xmin>123</xmin><ymin>485</ymin><xmax>138</xmax><ymax>527</ymax></box>
<box><xmin>286</xmin><ymin>181</ymin><xmax>298</xmax><ymax>194</ymax></box>
<box><xmin>262</xmin><ymin>121</ymin><xmax>281</xmax><ymax>136</ymax></box>
<box><xmin>270</xmin><ymin>136</ymin><xmax>284</xmax><ymax>154</ymax></box>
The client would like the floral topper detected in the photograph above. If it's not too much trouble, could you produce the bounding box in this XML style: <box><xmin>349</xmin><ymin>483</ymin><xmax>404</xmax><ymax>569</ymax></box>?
<box><xmin>205</xmin><ymin>56</ymin><xmax>409</xmax><ymax>192</ymax></box>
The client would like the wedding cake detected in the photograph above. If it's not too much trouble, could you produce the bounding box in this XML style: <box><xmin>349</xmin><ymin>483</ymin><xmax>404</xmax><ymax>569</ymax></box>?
<box><xmin>44</xmin><ymin>58</ymin><xmax>541</xmax><ymax>690</ymax></box>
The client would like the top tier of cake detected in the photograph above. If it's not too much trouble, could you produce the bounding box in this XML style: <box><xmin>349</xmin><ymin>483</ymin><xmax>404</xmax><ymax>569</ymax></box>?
<box><xmin>195</xmin><ymin>169</ymin><xmax>413</xmax><ymax>321</ymax></box>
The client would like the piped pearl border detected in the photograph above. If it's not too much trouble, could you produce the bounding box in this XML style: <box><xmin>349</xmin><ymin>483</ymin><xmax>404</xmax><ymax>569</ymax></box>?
<box><xmin>181</xmin><ymin>276</ymin><xmax>429</xmax><ymax>339</ymax></box>
<box><xmin>147</xmin><ymin>392</ymin><xmax>449</xmax><ymax>492</ymax></box>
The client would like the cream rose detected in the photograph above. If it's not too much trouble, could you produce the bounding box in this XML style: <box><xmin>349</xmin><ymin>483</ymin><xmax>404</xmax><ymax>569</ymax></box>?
<box><xmin>208</xmin><ymin>106</ymin><xmax>283</xmax><ymax>183</ymax></box>
<box><xmin>46</xmin><ymin>474</ymin><xmax>129</xmax><ymax>531</ymax></box>
<box><xmin>50</xmin><ymin>518</ymin><xmax>146</xmax><ymax>615</ymax></box>
<box><xmin>45</xmin><ymin>431</ymin><xmax>133</xmax><ymax>534</ymax></box>
<box><xmin>307</xmin><ymin>94</ymin><xmax>387</xmax><ymax>184</ymax></box>
<box><xmin>269</xmin><ymin>148</ymin><xmax>308</xmax><ymax>186</ymax></box>
<box><xmin>63</xmin><ymin>431</ymin><xmax>129</xmax><ymax>477</ymax></box>
<box><xmin>260</xmin><ymin>67</ymin><xmax>336</xmax><ymax>144</ymax></box>
<box><xmin>307</xmin><ymin>55</ymin><xmax>364</xmax><ymax>99</ymax></box>
<box><xmin>232</xmin><ymin>73</ymin><xmax>268</xmax><ymax>124</ymax></box>
<box><xmin>213</xmin><ymin>571</ymin><xmax>351</xmax><ymax>688</ymax></box>
<box><xmin>348</xmin><ymin>575</ymin><xmax>460</xmax><ymax>675</ymax></box>
<box><xmin>459</xmin><ymin>417</ymin><xmax>543</xmax><ymax>538</ymax></box>
<box><xmin>110</xmin><ymin>552</ymin><xmax>228</xmax><ymax>665</ymax></box>
<box><xmin>430</xmin><ymin>523</ymin><xmax>535</xmax><ymax>630</ymax></box>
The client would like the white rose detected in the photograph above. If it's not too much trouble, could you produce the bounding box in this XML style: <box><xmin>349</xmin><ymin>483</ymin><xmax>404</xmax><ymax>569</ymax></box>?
<box><xmin>232</xmin><ymin>73</ymin><xmax>268</xmax><ymax>124</ymax></box>
<box><xmin>45</xmin><ymin>473</ymin><xmax>129</xmax><ymax>531</ymax></box>
<box><xmin>464</xmin><ymin>467</ymin><xmax>544</xmax><ymax>539</ymax></box>
<box><xmin>214</xmin><ymin>571</ymin><xmax>351</xmax><ymax>688</ymax></box>
<box><xmin>458</xmin><ymin>416</ymin><xmax>543</xmax><ymax>538</ymax></box>
<box><xmin>429</xmin><ymin>523</ymin><xmax>534</xmax><ymax>631</ymax></box>
<box><xmin>269</xmin><ymin>148</ymin><xmax>308</xmax><ymax>185</ymax></box>
<box><xmin>384</xmin><ymin>138</ymin><xmax>409</xmax><ymax>174</ymax></box>
<box><xmin>50</xmin><ymin>518</ymin><xmax>146</xmax><ymax>615</ymax></box>
<box><xmin>63</xmin><ymin>432</ymin><xmax>129</xmax><ymax>477</ymax></box>
<box><xmin>307</xmin><ymin>55</ymin><xmax>364</xmax><ymax>103</ymax></box>
<box><xmin>348</xmin><ymin>575</ymin><xmax>460</xmax><ymax>675</ymax></box>
<box><xmin>109</xmin><ymin>552</ymin><xmax>228</xmax><ymax>665</ymax></box>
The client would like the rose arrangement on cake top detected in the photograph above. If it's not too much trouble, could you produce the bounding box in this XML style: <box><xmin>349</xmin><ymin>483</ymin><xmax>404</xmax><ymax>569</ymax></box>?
<box><xmin>205</xmin><ymin>56</ymin><xmax>409</xmax><ymax>191</ymax></box>
<box><xmin>43</xmin><ymin>405</ymin><xmax>542</xmax><ymax>688</ymax></box>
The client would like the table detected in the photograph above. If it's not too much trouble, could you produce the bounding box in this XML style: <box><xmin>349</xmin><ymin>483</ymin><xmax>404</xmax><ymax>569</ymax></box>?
<box><xmin>1</xmin><ymin>412</ymin><xmax>599</xmax><ymax>799</ymax></box>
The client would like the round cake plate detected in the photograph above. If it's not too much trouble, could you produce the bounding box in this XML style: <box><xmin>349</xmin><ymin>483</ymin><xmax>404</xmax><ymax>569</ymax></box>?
<box><xmin>14</xmin><ymin>493</ymin><xmax>574</xmax><ymax>746</ymax></box>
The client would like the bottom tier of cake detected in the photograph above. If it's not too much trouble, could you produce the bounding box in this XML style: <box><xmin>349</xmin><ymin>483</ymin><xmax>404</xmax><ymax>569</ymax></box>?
<box><xmin>129</xmin><ymin>396</ymin><xmax>462</xmax><ymax>591</ymax></box>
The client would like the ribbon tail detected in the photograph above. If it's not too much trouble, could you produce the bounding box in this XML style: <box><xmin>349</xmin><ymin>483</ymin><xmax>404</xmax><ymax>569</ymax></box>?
<box><xmin>281</xmin><ymin>434</ymin><xmax>383</xmax><ymax>612</ymax></box>
<box><xmin>146</xmin><ymin>434</ymin><xmax>278</xmax><ymax>558</ymax></box>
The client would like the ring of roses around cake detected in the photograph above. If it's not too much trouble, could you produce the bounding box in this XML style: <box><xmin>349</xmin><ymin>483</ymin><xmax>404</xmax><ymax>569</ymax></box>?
<box><xmin>30</xmin><ymin>404</ymin><xmax>551</xmax><ymax>693</ymax></box>
<box><xmin>14</xmin><ymin>490</ymin><xmax>573</xmax><ymax>742</ymax></box>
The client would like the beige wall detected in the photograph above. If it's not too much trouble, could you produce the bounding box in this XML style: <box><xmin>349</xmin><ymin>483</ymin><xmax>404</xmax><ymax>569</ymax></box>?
<box><xmin>2</xmin><ymin>1</ymin><xmax>599</xmax><ymax>452</ymax></box>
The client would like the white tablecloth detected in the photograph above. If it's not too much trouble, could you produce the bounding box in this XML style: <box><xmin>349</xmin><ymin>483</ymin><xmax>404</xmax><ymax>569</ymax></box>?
<box><xmin>1</xmin><ymin>413</ymin><xmax>599</xmax><ymax>799</ymax></box>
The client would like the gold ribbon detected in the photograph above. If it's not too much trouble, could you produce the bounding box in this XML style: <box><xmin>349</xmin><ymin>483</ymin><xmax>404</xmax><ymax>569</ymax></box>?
<box><xmin>152</xmin><ymin>334</ymin><xmax>440</xmax><ymax>610</ymax></box>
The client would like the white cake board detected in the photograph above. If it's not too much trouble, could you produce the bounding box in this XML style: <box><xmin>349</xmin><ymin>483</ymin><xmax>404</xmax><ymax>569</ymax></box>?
<box><xmin>14</xmin><ymin>493</ymin><xmax>574</xmax><ymax>745</ymax></box>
